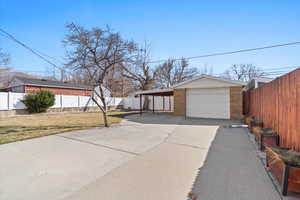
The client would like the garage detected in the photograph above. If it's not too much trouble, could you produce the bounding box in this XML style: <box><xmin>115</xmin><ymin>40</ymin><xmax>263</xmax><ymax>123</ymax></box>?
<box><xmin>135</xmin><ymin>75</ymin><xmax>245</xmax><ymax>120</ymax></box>
<box><xmin>186</xmin><ymin>88</ymin><xmax>230</xmax><ymax>119</ymax></box>
<box><xmin>173</xmin><ymin>75</ymin><xmax>245</xmax><ymax>120</ymax></box>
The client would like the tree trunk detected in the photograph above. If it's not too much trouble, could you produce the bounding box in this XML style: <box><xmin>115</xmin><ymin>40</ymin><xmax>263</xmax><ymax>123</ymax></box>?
<box><xmin>99</xmin><ymin>85</ymin><xmax>109</xmax><ymax>127</ymax></box>
<box><xmin>143</xmin><ymin>96</ymin><xmax>149</xmax><ymax>110</ymax></box>
<box><xmin>142</xmin><ymin>83</ymin><xmax>152</xmax><ymax>110</ymax></box>
<box><xmin>102</xmin><ymin>110</ymin><xmax>109</xmax><ymax>127</ymax></box>
<box><xmin>93</xmin><ymin>84</ymin><xmax>109</xmax><ymax>127</ymax></box>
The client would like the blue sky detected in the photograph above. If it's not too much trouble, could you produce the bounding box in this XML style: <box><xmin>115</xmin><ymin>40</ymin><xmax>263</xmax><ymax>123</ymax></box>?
<box><xmin>1</xmin><ymin>0</ymin><xmax>300</xmax><ymax>76</ymax></box>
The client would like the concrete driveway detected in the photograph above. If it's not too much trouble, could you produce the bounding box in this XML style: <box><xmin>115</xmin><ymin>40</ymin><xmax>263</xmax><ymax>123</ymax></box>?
<box><xmin>0</xmin><ymin>113</ymin><xmax>280</xmax><ymax>200</ymax></box>
<box><xmin>0</xmin><ymin>113</ymin><xmax>220</xmax><ymax>200</ymax></box>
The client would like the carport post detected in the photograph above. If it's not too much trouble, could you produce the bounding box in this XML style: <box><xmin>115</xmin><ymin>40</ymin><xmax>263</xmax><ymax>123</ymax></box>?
<box><xmin>152</xmin><ymin>95</ymin><xmax>155</xmax><ymax>113</ymax></box>
<box><xmin>139</xmin><ymin>94</ymin><xmax>142</xmax><ymax>115</ymax></box>
<box><xmin>163</xmin><ymin>96</ymin><xmax>165</xmax><ymax>111</ymax></box>
<box><xmin>184</xmin><ymin>88</ymin><xmax>187</xmax><ymax>119</ymax></box>
<box><xmin>169</xmin><ymin>96</ymin><xmax>171</xmax><ymax>111</ymax></box>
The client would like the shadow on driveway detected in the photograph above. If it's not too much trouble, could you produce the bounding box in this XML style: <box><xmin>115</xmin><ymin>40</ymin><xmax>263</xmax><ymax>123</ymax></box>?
<box><xmin>123</xmin><ymin>112</ymin><xmax>242</xmax><ymax>126</ymax></box>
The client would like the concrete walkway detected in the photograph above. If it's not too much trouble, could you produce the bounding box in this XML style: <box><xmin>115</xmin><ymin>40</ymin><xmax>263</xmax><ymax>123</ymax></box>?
<box><xmin>0</xmin><ymin>113</ymin><xmax>281</xmax><ymax>200</ymax></box>
<box><xmin>190</xmin><ymin>127</ymin><xmax>281</xmax><ymax>200</ymax></box>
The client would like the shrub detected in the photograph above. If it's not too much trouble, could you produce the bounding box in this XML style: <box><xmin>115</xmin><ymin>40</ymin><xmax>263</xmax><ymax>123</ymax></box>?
<box><xmin>272</xmin><ymin>147</ymin><xmax>300</xmax><ymax>167</ymax></box>
<box><xmin>245</xmin><ymin>116</ymin><xmax>254</xmax><ymax>125</ymax></box>
<box><xmin>253</xmin><ymin>126</ymin><xmax>263</xmax><ymax>135</ymax></box>
<box><xmin>22</xmin><ymin>90</ymin><xmax>55</xmax><ymax>113</ymax></box>
<box><xmin>262</xmin><ymin>128</ymin><xmax>276</xmax><ymax>135</ymax></box>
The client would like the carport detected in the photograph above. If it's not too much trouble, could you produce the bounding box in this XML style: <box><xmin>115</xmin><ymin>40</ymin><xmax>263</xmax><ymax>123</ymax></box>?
<box><xmin>135</xmin><ymin>88</ymin><xmax>173</xmax><ymax>114</ymax></box>
<box><xmin>135</xmin><ymin>75</ymin><xmax>245</xmax><ymax>120</ymax></box>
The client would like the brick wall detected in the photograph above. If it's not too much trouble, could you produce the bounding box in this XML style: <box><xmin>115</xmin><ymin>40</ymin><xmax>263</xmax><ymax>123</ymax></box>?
<box><xmin>230</xmin><ymin>86</ymin><xmax>243</xmax><ymax>120</ymax></box>
<box><xmin>173</xmin><ymin>89</ymin><xmax>186</xmax><ymax>116</ymax></box>
<box><xmin>24</xmin><ymin>85</ymin><xmax>93</xmax><ymax>96</ymax></box>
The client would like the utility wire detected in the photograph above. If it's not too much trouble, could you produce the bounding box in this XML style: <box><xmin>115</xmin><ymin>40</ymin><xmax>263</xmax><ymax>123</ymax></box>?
<box><xmin>208</xmin><ymin>66</ymin><xmax>298</xmax><ymax>77</ymax></box>
<box><xmin>0</xmin><ymin>28</ymin><xmax>65</xmax><ymax>71</ymax></box>
<box><xmin>149</xmin><ymin>41</ymin><xmax>300</xmax><ymax>63</ymax></box>
<box><xmin>1</xmin><ymin>27</ymin><xmax>299</xmax><ymax>77</ymax></box>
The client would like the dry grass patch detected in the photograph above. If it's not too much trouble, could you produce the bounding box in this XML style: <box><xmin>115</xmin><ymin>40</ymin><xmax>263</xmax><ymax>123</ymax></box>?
<box><xmin>0</xmin><ymin>111</ymin><xmax>136</xmax><ymax>144</ymax></box>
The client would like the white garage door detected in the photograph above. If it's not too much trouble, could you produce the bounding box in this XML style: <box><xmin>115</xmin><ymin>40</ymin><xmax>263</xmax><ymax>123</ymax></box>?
<box><xmin>186</xmin><ymin>88</ymin><xmax>230</xmax><ymax>119</ymax></box>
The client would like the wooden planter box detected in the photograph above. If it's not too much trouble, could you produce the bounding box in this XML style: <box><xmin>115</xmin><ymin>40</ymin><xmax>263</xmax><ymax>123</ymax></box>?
<box><xmin>260</xmin><ymin>134</ymin><xmax>279</xmax><ymax>151</ymax></box>
<box><xmin>253</xmin><ymin>128</ymin><xmax>279</xmax><ymax>150</ymax></box>
<box><xmin>250</xmin><ymin>120</ymin><xmax>263</xmax><ymax>133</ymax></box>
<box><xmin>266</xmin><ymin>147</ymin><xmax>300</xmax><ymax>195</ymax></box>
<box><xmin>253</xmin><ymin>127</ymin><xmax>262</xmax><ymax>142</ymax></box>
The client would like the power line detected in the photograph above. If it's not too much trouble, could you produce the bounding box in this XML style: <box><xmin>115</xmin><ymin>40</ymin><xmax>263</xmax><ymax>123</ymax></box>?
<box><xmin>1</xmin><ymin>27</ymin><xmax>299</xmax><ymax>77</ymax></box>
<box><xmin>258</xmin><ymin>66</ymin><xmax>299</xmax><ymax>71</ymax></box>
<box><xmin>149</xmin><ymin>41</ymin><xmax>300</xmax><ymax>63</ymax></box>
<box><xmin>0</xmin><ymin>28</ymin><xmax>65</xmax><ymax>71</ymax></box>
<box><xmin>209</xmin><ymin>66</ymin><xmax>298</xmax><ymax>77</ymax></box>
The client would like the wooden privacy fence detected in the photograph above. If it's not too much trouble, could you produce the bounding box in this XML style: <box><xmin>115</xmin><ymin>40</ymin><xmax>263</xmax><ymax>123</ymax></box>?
<box><xmin>244</xmin><ymin>68</ymin><xmax>300</xmax><ymax>151</ymax></box>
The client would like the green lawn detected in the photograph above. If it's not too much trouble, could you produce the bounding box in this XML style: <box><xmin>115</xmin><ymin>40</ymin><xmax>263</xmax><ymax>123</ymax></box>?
<box><xmin>0</xmin><ymin>111</ymin><xmax>136</xmax><ymax>145</ymax></box>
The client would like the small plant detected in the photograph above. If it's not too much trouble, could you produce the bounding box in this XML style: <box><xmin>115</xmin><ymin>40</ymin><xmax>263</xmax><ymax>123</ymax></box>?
<box><xmin>244</xmin><ymin>116</ymin><xmax>254</xmax><ymax>125</ymax></box>
<box><xmin>187</xmin><ymin>191</ymin><xmax>197</xmax><ymax>200</ymax></box>
<box><xmin>262</xmin><ymin>128</ymin><xmax>276</xmax><ymax>135</ymax></box>
<box><xmin>272</xmin><ymin>147</ymin><xmax>300</xmax><ymax>167</ymax></box>
<box><xmin>253</xmin><ymin>126</ymin><xmax>263</xmax><ymax>134</ymax></box>
<box><xmin>22</xmin><ymin>90</ymin><xmax>55</xmax><ymax>113</ymax></box>
<box><xmin>251</xmin><ymin>119</ymin><xmax>263</xmax><ymax>126</ymax></box>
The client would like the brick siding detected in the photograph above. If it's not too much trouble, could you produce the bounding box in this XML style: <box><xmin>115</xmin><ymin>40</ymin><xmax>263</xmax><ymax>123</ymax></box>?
<box><xmin>230</xmin><ymin>86</ymin><xmax>243</xmax><ymax>120</ymax></box>
<box><xmin>173</xmin><ymin>89</ymin><xmax>186</xmax><ymax>116</ymax></box>
<box><xmin>24</xmin><ymin>85</ymin><xmax>93</xmax><ymax>96</ymax></box>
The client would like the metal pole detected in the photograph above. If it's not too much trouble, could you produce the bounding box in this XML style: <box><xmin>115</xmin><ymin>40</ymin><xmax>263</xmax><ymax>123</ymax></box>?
<box><xmin>152</xmin><ymin>95</ymin><xmax>154</xmax><ymax>113</ymax></box>
<box><xmin>140</xmin><ymin>94</ymin><xmax>142</xmax><ymax>115</ymax></box>
<box><xmin>163</xmin><ymin>96</ymin><xmax>165</xmax><ymax>111</ymax></box>
<box><xmin>184</xmin><ymin>88</ymin><xmax>187</xmax><ymax>119</ymax></box>
<box><xmin>169</xmin><ymin>96</ymin><xmax>171</xmax><ymax>111</ymax></box>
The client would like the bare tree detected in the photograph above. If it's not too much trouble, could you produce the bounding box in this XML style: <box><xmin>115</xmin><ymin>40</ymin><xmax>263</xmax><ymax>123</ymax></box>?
<box><xmin>122</xmin><ymin>42</ymin><xmax>156</xmax><ymax>90</ymax></box>
<box><xmin>222</xmin><ymin>64</ymin><xmax>265</xmax><ymax>82</ymax></box>
<box><xmin>121</xmin><ymin>42</ymin><xmax>157</xmax><ymax>109</ymax></box>
<box><xmin>199</xmin><ymin>64</ymin><xmax>214</xmax><ymax>75</ymax></box>
<box><xmin>155</xmin><ymin>58</ymin><xmax>199</xmax><ymax>88</ymax></box>
<box><xmin>0</xmin><ymin>48</ymin><xmax>10</xmax><ymax>66</ymax></box>
<box><xmin>66</xmin><ymin>69</ymin><xmax>94</xmax><ymax>85</ymax></box>
<box><xmin>63</xmin><ymin>23</ymin><xmax>136</xmax><ymax>127</ymax></box>
<box><xmin>103</xmin><ymin>65</ymin><xmax>135</xmax><ymax>97</ymax></box>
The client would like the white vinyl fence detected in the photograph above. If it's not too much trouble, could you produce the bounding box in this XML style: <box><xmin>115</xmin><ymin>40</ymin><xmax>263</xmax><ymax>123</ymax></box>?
<box><xmin>123</xmin><ymin>96</ymin><xmax>173</xmax><ymax>111</ymax></box>
<box><xmin>0</xmin><ymin>92</ymin><xmax>173</xmax><ymax>111</ymax></box>
<box><xmin>148</xmin><ymin>96</ymin><xmax>173</xmax><ymax>111</ymax></box>
<box><xmin>0</xmin><ymin>92</ymin><xmax>123</xmax><ymax>111</ymax></box>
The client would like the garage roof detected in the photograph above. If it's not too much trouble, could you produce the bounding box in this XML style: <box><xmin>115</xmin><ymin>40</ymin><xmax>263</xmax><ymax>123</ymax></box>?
<box><xmin>8</xmin><ymin>76</ymin><xmax>94</xmax><ymax>90</ymax></box>
<box><xmin>172</xmin><ymin>75</ymin><xmax>246</xmax><ymax>88</ymax></box>
<box><xmin>135</xmin><ymin>88</ymin><xmax>173</xmax><ymax>96</ymax></box>
<box><xmin>134</xmin><ymin>75</ymin><xmax>245</xmax><ymax>96</ymax></box>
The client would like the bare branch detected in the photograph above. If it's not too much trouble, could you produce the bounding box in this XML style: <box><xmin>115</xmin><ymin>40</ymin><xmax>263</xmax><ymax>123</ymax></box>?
<box><xmin>0</xmin><ymin>48</ymin><xmax>10</xmax><ymax>65</ymax></box>
<box><xmin>222</xmin><ymin>64</ymin><xmax>265</xmax><ymax>82</ymax></box>
<box><xmin>63</xmin><ymin>23</ymin><xmax>136</xmax><ymax>126</ymax></box>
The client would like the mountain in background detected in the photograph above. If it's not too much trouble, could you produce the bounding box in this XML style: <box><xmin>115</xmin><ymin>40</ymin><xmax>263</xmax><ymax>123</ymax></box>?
<box><xmin>0</xmin><ymin>67</ymin><xmax>41</xmax><ymax>89</ymax></box>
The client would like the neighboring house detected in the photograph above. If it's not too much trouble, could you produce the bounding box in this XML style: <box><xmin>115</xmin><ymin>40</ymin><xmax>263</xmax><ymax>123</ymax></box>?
<box><xmin>136</xmin><ymin>75</ymin><xmax>246</xmax><ymax>120</ymax></box>
<box><xmin>5</xmin><ymin>76</ymin><xmax>94</xmax><ymax>96</ymax></box>
<box><xmin>0</xmin><ymin>66</ymin><xmax>40</xmax><ymax>89</ymax></box>
<box><xmin>244</xmin><ymin>77</ymin><xmax>274</xmax><ymax>91</ymax></box>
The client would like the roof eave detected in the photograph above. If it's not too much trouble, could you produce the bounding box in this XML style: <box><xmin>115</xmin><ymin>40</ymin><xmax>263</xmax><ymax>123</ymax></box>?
<box><xmin>15</xmin><ymin>83</ymin><xmax>94</xmax><ymax>90</ymax></box>
<box><xmin>172</xmin><ymin>75</ymin><xmax>246</xmax><ymax>88</ymax></box>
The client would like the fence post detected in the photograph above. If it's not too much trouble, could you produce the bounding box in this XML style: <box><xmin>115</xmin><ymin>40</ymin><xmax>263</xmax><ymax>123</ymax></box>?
<box><xmin>60</xmin><ymin>95</ymin><xmax>63</xmax><ymax>109</ymax></box>
<box><xmin>78</xmin><ymin>96</ymin><xmax>80</xmax><ymax>108</ymax></box>
<box><xmin>7</xmin><ymin>92</ymin><xmax>10</xmax><ymax>110</ymax></box>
